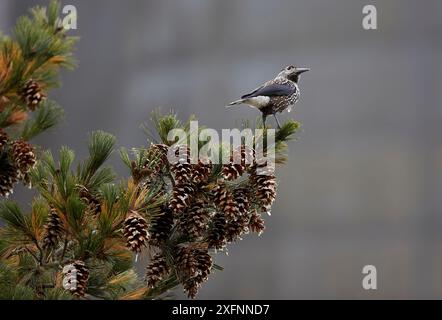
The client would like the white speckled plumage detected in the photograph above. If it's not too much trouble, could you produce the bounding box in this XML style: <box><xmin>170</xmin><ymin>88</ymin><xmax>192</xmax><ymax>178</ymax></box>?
<box><xmin>227</xmin><ymin>66</ymin><xmax>309</xmax><ymax>125</ymax></box>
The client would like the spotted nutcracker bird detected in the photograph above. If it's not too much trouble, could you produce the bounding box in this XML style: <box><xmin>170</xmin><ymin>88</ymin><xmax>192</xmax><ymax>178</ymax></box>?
<box><xmin>227</xmin><ymin>65</ymin><xmax>310</xmax><ymax>128</ymax></box>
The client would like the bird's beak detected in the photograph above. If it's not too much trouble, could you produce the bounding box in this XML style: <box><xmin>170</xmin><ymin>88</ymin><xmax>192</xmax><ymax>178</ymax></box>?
<box><xmin>296</xmin><ymin>68</ymin><xmax>310</xmax><ymax>75</ymax></box>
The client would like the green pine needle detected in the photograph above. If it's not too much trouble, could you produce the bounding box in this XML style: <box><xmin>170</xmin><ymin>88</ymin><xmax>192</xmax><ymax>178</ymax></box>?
<box><xmin>78</xmin><ymin>131</ymin><xmax>116</xmax><ymax>186</ymax></box>
<box><xmin>21</xmin><ymin>101</ymin><xmax>64</xmax><ymax>140</ymax></box>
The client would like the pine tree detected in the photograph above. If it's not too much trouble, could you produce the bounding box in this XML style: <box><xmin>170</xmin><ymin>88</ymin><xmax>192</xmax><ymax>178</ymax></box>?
<box><xmin>0</xmin><ymin>0</ymin><xmax>302</xmax><ymax>300</ymax></box>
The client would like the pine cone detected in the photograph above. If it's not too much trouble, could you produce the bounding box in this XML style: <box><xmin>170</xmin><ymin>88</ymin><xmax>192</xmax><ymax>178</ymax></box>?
<box><xmin>221</xmin><ymin>162</ymin><xmax>244</xmax><ymax>181</ymax></box>
<box><xmin>123</xmin><ymin>211</ymin><xmax>149</xmax><ymax>253</ymax></box>
<box><xmin>149</xmin><ymin>144</ymin><xmax>169</xmax><ymax>169</ymax></box>
<box><xmin>193</xmin><ymin>249</ymin><xmax>212</xmax><ymax>283</ymax></box>
<box><xmin>250</xmin><ymin>165</ymin><xmax>277</xmax><ymax>212</ymax></box>
<box><xmin>171</xmin><ymin>145</ymin><xmax>192</xmax><ymax>183</ymax></box>
<box><xmin>77</xmin><ymin>185</ymin><xmax>101</xmax><ymax>215</ymax></box>
<box><xmin>149</xmin><ymin>207</ymin><xmax>174</xmax><ymax>246</ymax></box>
<box><xmin>135</xmin><ymin>144</ymin><xmax>169</xmax><ymax>182</ymax></box>
<box><xmin>208</xmin><ymin>213</ymin><xmax>227</xmax><ymax>250</ymax></box>
<box><xmin>145</xmin><ymin>252</ymin><xmax>170</xmax><ymax>288</ymax></box>
<box><xmin>178</xmin><ymin>248</ymin><xmax>212</xmax><ymax>299</ymax></box>
<box><xmin>249</xmin><ymin>210</ymin><xmax>265</xmax><ymax>235</ymax></box>
<box><xmin>43</xmin><ymin>206</ymin><xmax>63</xmax><ymax>249</ymax></box>
<box><xmin>11</xmin><ymin>139</ymin><xmax>36</xmax><ymax>177</ymax></box>
<box><xmin>222</xmin><ymin>145</ymin><xmax>255</xmax><ymax>180</ymax></box>
<box><xmin>0</xmin><ymin>129</ymin><xmax>8</xmax><ymax>151</ymax></box>
<box><xmin>234</xmin><ymin>188</ymin><xmax>251</xmax><ymax>216</ymax></box>
<box><xmin>21</xmin><ymin>80</ymin><xmax>45</xmax><ymax>111</ymax></box>
<box><xmin>183</xmin><ymin>278</ymin><xmax>199</xmax><ymax>300</ymax></box>
<box><xmin>176</xmin><ymin>246</ymin><xmax>198</xmax><ymax>278</ymax></box>
<box><xmin>212</xmin><ymin>183</ymin><xmax>239</xmax><ymax>221</ymax></box>
<box><xmin>178</xmin><ymin>198</ymin><xmax>209</xmax><ymax>239</ymax></box>
<box><xmin>149</xmin><ymin>144</ymin><xmax>169</xmax><ymax>174</ymax></box>
<box><xmin>225</xmin><ymin>215</ymin><xmax>249</xmax><ymax>243</ymax></box>
<box><xmin>0</xmin><ymin>158</ymin><xmax>18</xmax><ymax>197</ymax></box>
<box><xmin>169</xmin><ymin>183</ymin><xmax>194</xmax><ymax>214</ymax></box>
<box><xmin>191</xmin><ymin>160</ymin><xmax>212</xmax><ymax>184</ymax></box>
<box><xmin>238</xmin><ymin>145</ymin><xmax>255</xmax><ymax>170</ymax></box>
<box><xmin>63</xmin><ymin>260</ymin><xmax>89</xmax><ymax>298</ymax></box>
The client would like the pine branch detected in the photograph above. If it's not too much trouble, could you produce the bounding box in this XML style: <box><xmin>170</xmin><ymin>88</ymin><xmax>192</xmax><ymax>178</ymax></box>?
<box><xmin>21</xmin><ymin>100</ymin><xmax>64</xmax><ymax>140</ymax></box>
<box><xmin>0</xmin><ymin>201</ymin><xmax>32</xmax><ymax>238</ymax></box>
<box><xmin>0</xmin><ymin>0</ymin><xmax>77</xmax><ymax>197</ymax></box>
<box><xmin>78</xmin><ymin>131</ymin><xmax>116</xmax><ymax>187</ymax></box>
<box><xmin>0</xmin><ymin>1</ymin><xmax>304</xmax><ymax>301</ymax></box>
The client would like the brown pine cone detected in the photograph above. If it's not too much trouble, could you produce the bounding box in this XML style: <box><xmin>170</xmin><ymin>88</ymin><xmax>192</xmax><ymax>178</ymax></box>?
<box><xmin>183</xmin><ymin>278</ymin><xmax>200</xmax><ymax>300</ymax></box>
<box><xmin>0</xmin><ymin>129</ymin><xmax>8</xmax><ymax>150</ymax></box>
<box><xmin>176</xmin><ymin>246</ymin><xmax>198</xmax><ymax>279</ymax></box>
<box><xmin>212</xmin><ymin>183</ymin><xmax>239</xmax><ymax>221</ymax></box>
<box><xmin>237</xmin><ymin>145</ymin><xmax>255</xmax><ymax>170</ymax></box>
<box><xmin>250</xmin><ymin>165</ymin><xmax>277</xmax><ymax>213</ymax></box>
<box><xmin>145</xmin><ymin>252</ymin><xmax>170</xmax><ymax>288</ymax></box>
<box><xmin>149</xmin><ymin>144</ymin><xmax>169</xmax><ymax>173</ymax></box>
<box><xmin>149</xmin><ymin>207</ymin><xmax>174</xmax><ymax>246</ymax></box>
<box><xmin>234</xmin><ymin>188</ymin><xmax>251</xmax><ymax>217</ymax></box>
<box><xmin>123</xmin><ymin>211</ymin><xmax>150</xmax><ymax>253</ymax></box>
<box><xmin>248</xmin><ymin>210</ymin><xmax>265</xmax><ymax>235</ymax></box>
<box><xmin>63</xmin><ymin>260</ymin><xmax>89</xmax><ymax>298</ymax></box>
<box><xmin>193</xmin><ymin>249</ymin><xmax>212</xmax><ymax>283</ymax></box>
<box><xmin>43</xmin><ymin>206</ymin><xmax>64</xmax><ymax>249</ymax></box>
<box><xmin>225</xmin><ymin>215</ymin><xmax>249</xmax><ymax>243</ymax></box>
<box><xmin>11</xmin><ymin>139</ymin><xmax>36</xmax><ymax>177</ymax></box>
<box><xmin>21</xmin><ymin>80</ymin><xmax>46</xmax><ymax>111</ymax></box>
<box><xmin>171</xmin><ymin>145</ymin><xmax>192</xmax><ymax>184</ymax></box>
<box><xmin>178</xmin><ymin>198</ymin><xmax>209</xmax><ymax>239</ymax></box>
<box><xmin>137</xmin><ymin>144</ymin><xmax>169</xmax><ymax>181</ymax></box>
<box><xmin>169</xmin><ymin>183</ymin><xmax>194</xmax><ymax>214</ymax></box>
<box><xmin>176</xmin><ymin>247</ymin><xmax>213</xmax><ymax>299</ymax></box>
<box><xmin>77</xmin><ymin>185</ymin><xmax>101</xmax><ymax>215</ymax></box>
<box><xmin>0</xmin><ymin>156</ymin><xmax>18</xmax><ymax>197</ymax></box>
<box><xmin>222</xmin><ymin>145</ymin><xmax>256</xmax><ymax>180</ymax></box>
<box><xmin>208</xmin><ymin>213</ymin><xmax>227</xmax><ymax>250</ymax></box>
<box><xmin>191</xmin><ymin>160</ymin><xmax>212</xmax><ymax>184</ymax></box>
<box><xmin>184</xmin><ymin>249</ymin><xmax>212</xmax><ymax>299</ymax></box>
<box><xmin>221</xmin><ymin>162</ymin><xmax>244</xmax><ymax>181</ymax></box>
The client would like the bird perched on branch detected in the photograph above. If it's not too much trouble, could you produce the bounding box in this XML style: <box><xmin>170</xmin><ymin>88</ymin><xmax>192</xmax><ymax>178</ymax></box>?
<box><xmin>227</xmin><ymin>65</ymin><xmax>310</xmax><ymax>128</ymax></box>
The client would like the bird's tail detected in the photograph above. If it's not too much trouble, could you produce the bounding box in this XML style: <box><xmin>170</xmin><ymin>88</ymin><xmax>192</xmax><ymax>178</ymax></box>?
<box><xmin>226</xmin><ymin>99</ymin><xmax>245</xmax><ymax>107</ymax></box>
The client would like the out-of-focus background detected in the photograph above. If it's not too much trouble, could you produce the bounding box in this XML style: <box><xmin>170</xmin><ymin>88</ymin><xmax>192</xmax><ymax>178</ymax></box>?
<box><xmin>2</xmin><ymin>0</ymin><xmax>442</xmax><ymax>299</ymax></box>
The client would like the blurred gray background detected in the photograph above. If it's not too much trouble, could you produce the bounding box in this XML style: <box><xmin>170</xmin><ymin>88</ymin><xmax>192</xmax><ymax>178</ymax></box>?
<box><xmin>2</xmin><ymin>0</ymin><xmax>442</xmax><ymax>299</ymax></box>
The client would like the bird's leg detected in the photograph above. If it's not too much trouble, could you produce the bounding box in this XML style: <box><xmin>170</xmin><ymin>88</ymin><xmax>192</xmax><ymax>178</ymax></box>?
<box><xmin>262</xmin><ymin>114</ymin><xmax>267</xmax><ymax>128</ymax></box>
<box><xmin>273</xmin><ymin>114</ymin><xmax>282</xmax><ymax>129</ymax></box>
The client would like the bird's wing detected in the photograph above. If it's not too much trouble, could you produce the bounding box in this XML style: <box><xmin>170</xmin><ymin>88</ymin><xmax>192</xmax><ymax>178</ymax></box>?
<box><xmin>241</xmin><ymin>83</ymin><xmax>296</xmax><ymax>99</ymax></box>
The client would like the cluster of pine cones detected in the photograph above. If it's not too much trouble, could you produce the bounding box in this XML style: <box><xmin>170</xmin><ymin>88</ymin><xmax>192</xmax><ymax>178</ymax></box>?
<box><xmin>0</xmin><ymin>80</ymin><xmax>44</xmax><ymax>197</ymax></box>
<box><xmin>0</xmin><ymin>129</ymin><xmax>36</xmax><ymax>197</ymax></box>
<box><xmin>123</xmin><ymin>143</ymin><xmax>277</xmax><ymax>298</ymax></box>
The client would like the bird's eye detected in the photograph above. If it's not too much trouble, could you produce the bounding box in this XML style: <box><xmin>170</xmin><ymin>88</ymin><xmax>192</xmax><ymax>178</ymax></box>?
<box><xmin>287</xmin><ymin>66</ymin><xmax>294</xmax><ymax>70</ymax></box>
